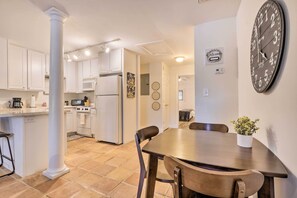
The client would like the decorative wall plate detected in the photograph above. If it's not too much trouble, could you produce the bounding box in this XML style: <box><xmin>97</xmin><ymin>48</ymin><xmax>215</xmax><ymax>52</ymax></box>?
<box><xmin>152</xmin><ymin>102</ymin><xmax>160</xmax><ymax>111</ymax></box>
<box><xmin>152</xmin><ymin>91</ymin><xmax>160</xmax><ymax>100</ymax></box>
<box><xmin>151</xmin><ymin>81</ymin><xmax>160</xmax><ymax>90</ymax></box>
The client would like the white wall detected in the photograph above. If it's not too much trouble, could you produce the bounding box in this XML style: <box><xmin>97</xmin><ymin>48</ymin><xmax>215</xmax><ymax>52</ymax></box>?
<box><xmin>122</xmin><ymin>49</ymin><xmax>139</xmax><ymax>143</ymax></box>
<box><xmin>140</xmin><ymin>64</ymin><xmax>150</xmax><ymax>128</ymax></box>
<box><xmin>178</xmin><ymin>75</ymin><xmax>195</xmax><ymax>110</ymax></box>
<box><xmin>195</xmin><ymin>17</ymin><xmax>238</xmax><ymax>129</ymax></box>
<box><xmin>237</xmin><ymin>0</ymin><xmax>297</xmax><ymax>197</ymax></box>
<box><xmin>148</xmin><ymin>63</ymin><xmax>163</xmax><ymax>131</ymax></box>
<box><xmin>168</xmin><ymin>64</ymin><xmax>195</xmax><ymax>128</ymax></box>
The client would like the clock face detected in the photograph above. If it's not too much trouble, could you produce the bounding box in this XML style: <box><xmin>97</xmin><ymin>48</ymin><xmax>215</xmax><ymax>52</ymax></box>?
<box><xmin>250</xmin><ymin>0</ymin><xmax>285</xmax><ymax>93</ymax></box>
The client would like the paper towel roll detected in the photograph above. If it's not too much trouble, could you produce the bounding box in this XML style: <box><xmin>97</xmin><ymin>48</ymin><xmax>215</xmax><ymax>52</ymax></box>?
<box><xmin>30</xmin><ymin>95</ymin><xmax>36</xmax><ymax>108</ymax></box>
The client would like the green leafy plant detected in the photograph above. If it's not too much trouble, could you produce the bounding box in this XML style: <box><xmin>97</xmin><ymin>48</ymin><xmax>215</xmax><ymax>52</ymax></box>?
<box><xmin>231</xmin><ymin>116</ymin><xmax>259</xmax><ymax>136</ymax></box>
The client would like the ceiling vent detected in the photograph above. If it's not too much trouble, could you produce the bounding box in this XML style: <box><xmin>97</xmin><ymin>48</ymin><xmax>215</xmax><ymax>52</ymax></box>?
<box><xmin>136</xmin><ymin>40</ymin><xmax>173</xmax><ymax>56</ymax></box>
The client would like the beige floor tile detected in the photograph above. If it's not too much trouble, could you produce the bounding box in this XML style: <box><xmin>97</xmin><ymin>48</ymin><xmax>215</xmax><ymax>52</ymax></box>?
<box><xmin>165</xmin><ymin>185</ymin><xmax>173</xmax><ymax>197</ymax></box>
<box><xmin>154</xmin><ymin>181</ymin><xmax>171</xmax><ymax>196</ymax></box>
<box><xmin>106</xmin><ymin>167</ymin><xmax>133</xmax><ymax>182</ymax></box>
<box><xmin>22</xmin><ymin>172</ymin><xmax>50</xmax><ymax>187</ymax></box>
<box><xmin>105</xmin><ymin>156</ymin><xmax>128</xmax><ymax>167</ymax></box>
<box><xmin>61</xmin><ymin>168</ymin><xmax>88</xmax><ymax>181</ymax></box>
<box><xmin>93</xmin><ymin>153</ymin><xmax>117</xmax><ymax>163</ymax></box>
<box><xmin>65</xmin><ymin>156</ymin><xmax>92</xmax><ymax>167</ymax></box>
<box><xmin>72</xmin><ymin>189</ymin><xmax>105</xmax><ymax>198</ymax></box>
<box><xmin>35</xmin><ymin>178</ymin><xmax>69</xmax><ymax>194</ymax></box>
<box><xmin>14</xmin><ymin>187</ymin><xmax>44</xmax><ymax>198</ymax></box>
<box><xmin>0</xmin><ymin>180</ymin><xmax>29</xmax><ymax>197</ymax></box>
<box><xmin>108</xmin><ymin>183</ymin><xmax>137</xmax><ymax>198</ymax></box>
<box><xmin>90</xmin><ymin>176</ymin><xmax>120</xmax><ymax>195</ymax></box>
<box><xmin>47</xmin><ymin>182</ymin><xmax>85</xmax><ymax>198</ymax></box>
<box><xmin>89</xmin><ymin>163</ymin><xmax>116</xmax><ymax>176</ymax></box>
<box><xmin>124</xmin><ymin>172</ymin><xmax>140</xmax><ymax>187</ymax></box>
<box><xmin>79</xmin><ymin>160</ymin><xmax>104</xmax><ymax>170</ymax></box>
<box><xmin>0</xmin><ymin>175</ymin><xmax>17</xmax><ymax>189</ymax></box>
<box><xmin>120</xmin><ymin>157</ymin><xmax>140</xmax><ymax>171</ymax></box>
<box><xmin>74</xmin><ymin>173</ymin><xmax>103</xmax><ymax>188</ymax></box>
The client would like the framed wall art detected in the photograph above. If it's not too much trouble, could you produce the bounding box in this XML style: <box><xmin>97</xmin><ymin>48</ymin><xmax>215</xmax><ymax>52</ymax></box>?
<box><xmin>127</xmin><ymin>72</ymin><xmax>135</xmax><ymax>98</ymax></box>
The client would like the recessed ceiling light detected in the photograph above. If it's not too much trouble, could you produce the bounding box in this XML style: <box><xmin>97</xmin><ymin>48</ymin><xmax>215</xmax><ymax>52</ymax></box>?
<box><xmin>84</xmin><ymin>50</ymin><xmax>91</xmax><ymax>56</ymax></box>
<box><xmin>175</xmin><ymin>56</ymin><xmax>185</xmax><ymax>63</ymax></box>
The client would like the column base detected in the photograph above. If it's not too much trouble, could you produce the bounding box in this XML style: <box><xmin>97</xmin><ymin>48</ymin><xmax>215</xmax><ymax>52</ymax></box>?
<box><xmin>43</xmin><ymin>165</ymin><xmax>70</xmax><ymax>180</ymax></box>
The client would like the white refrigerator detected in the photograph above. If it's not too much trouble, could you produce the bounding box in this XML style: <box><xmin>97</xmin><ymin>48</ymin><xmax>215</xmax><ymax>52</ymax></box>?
<box><xmin>95</xmin><ymin>75</ymin><xmax>122</xmax><ymax>144</ymax></box>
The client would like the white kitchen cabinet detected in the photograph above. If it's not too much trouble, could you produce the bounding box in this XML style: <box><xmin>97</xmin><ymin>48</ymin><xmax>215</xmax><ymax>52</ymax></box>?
<box><xmin>77</xmin><ymin>61</ymin><xmax>83</xmax><ymax>93</ymax></box>
<box><xmin>109</xmin><ymin>48</ymin><xmax>122</xmax><ymax>72</ymax></box>
<box><xmin>99</xmin><ymin>48</ymin><xmax>122</xmax><ymax>75</ymax></box>
<box><xmin>90</xmin><ymin>58</ymin><xmax>99</xmax><ymax>77</ymax></box>
<box><xmin>8</xmin><ymin>43</ymin><xmax>27</xmax><ymax>90</ymax></box>
<box><xmin>28</xmin><ymin>50</ymin><xmax>45</xmax><ymax>91</ymax></box>
<box><xmin>65</xmin><ymin>108</ymin><xmax>76</xmax><ymax>133</ymax></box>
<box><xmin>65</xmin><ymin>61</ymin><xmax>77</xmax><ymax>93</ymax></box>
<box><xmin>99</xmin><ymin>52</ymin><xmax>110</xmax><ymax>74</ymax></box>
<box><xmin>82</xmin><ymin>60</ymin><xmax>91</xmax><ymax>79</ymax></box>
<box><xmin>45</xmin><ymin>54</ymin><xmax>50</xmax><ymax>76</ymax></box>
<box><xmin>0</xmin><ymin>37</ymin><xmax>7</xmax><ymax>89</ymax></box>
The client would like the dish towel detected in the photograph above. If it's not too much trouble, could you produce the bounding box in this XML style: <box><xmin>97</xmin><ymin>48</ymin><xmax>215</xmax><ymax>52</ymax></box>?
<box><xmin>80</xmin><ymin>113</ymin><xmax>86</xmax><ymax>125</ymax></box>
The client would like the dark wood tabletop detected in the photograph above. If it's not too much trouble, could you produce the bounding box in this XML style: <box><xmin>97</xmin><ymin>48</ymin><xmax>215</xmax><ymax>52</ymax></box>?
<box><xmin>142</xmin><ymin>128</ymin><xmax>287</xmax><ymax>198</ymax></box>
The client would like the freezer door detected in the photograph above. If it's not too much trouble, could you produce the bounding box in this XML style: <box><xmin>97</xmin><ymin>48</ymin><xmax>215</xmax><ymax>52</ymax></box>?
<box><xmin>96</xmin><ymin>75</ymin><xmax>121</xmax><ymax>95</ymax></box>
<box><xmin>95</xmin><ymin>95</ymin><xmax>122</xmax><ymax>144</ymax></box>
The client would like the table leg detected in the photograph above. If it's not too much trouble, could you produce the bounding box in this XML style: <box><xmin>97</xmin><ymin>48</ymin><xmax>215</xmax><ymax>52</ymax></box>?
<box><xmin>258</xmin><ymin>176</ymin><xmax>274</xmax><ymax>198</ymax></box>
<box><xmin>145</xmin><ymin>154</ymin><xmax>158</xmax><ymax>198</ymax></box>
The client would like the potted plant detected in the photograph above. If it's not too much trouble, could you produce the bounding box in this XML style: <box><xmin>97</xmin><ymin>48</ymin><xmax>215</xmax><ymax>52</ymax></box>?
<box><xmin>231</xmin><ymin>116</ymin><xmax>259</xmax><ymax>148</ymax></box>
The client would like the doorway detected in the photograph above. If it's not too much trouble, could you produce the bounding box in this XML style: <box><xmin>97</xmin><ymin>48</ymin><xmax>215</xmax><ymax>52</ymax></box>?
<box><xmin>178</xmin><ymin>75</ymin><xmax>195</xmax><ymax>129</ymax></box>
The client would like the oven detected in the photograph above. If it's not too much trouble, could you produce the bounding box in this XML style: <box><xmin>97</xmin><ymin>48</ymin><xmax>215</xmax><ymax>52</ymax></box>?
<box><xmin>76</xmin><ymin>106</ymin><xmax>92</xmax><ymax>137</ymax></box>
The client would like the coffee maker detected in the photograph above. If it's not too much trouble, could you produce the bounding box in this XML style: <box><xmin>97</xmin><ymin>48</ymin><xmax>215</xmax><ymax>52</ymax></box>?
<box><xmin>9</xmin><ymin>98</ymin><xmax>23</xmax><ymax>108</ymax></box>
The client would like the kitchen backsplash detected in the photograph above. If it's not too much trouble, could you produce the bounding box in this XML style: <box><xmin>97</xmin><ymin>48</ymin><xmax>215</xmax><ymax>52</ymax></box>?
<box><xmin>0</xmin><ymin>90</ymin><xmax>84</xmax><ymax>108</ymax></box>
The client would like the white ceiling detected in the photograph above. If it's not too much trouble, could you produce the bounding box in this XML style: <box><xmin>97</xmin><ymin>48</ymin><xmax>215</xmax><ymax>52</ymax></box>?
<box><xmin>0</xmin><ymin>0</ymin><xmax>241</xmax><ymax>66</ymax></box>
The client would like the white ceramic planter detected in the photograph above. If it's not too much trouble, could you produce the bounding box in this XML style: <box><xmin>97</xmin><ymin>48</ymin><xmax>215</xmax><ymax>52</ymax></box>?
<box><xmin>237</xmin><ymin>134</ymin><xmax>253</xmax><ymax>148</ymax></box>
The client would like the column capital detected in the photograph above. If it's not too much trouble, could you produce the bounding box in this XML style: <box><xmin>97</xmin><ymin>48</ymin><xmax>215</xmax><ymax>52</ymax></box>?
<box><xmin>45</xmin><ymin>7</ymin><xmax>68</xmax><ymax>22</ymax></box>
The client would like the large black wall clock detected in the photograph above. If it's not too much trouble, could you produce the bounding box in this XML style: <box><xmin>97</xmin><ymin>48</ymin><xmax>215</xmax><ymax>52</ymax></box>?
<box><xmin>250</xmin><ymin>0</ymin><xmax>285</xmax><ymax>93</ymax></box>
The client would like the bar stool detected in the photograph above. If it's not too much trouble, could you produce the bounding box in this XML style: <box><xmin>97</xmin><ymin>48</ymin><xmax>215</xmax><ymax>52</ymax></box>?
<box><xmin>0</xmin><ymin>131</ymin><xmax>15</xmax><ymax>177</ymax></box>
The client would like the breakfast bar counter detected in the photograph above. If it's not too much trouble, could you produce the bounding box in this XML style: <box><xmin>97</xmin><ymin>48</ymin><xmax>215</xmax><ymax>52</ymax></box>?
<box><xmin>0</xmin><ymin>108</ymin><xmax>68</xmax><ymax>177</ymax></box>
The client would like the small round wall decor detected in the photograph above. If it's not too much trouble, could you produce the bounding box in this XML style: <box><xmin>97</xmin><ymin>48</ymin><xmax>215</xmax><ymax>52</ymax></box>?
<box><xmin>152</xmin><ymin>102</ymin><xmax>160</xmax><ymax>111</ymax></box>
<box><xmin>151</xmin><ymin>82</ymin><xmax>160</xmax><ymax>90</ymax></box>
<box><xmin>152</xmin><ymin>91</ymin><xmax>160</xmax><ymax>100</ymax></box>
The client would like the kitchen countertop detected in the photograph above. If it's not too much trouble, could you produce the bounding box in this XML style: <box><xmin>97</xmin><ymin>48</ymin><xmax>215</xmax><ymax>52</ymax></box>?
<box><xmin>0</xmin><ymin>107</ymin><xmax>71</xmax><ymax>118</ymax></box>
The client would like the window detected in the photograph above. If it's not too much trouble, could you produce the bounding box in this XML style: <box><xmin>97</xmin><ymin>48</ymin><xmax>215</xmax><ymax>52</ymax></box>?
<box><xmin>178</xmin><ymin>90</ymin><xmax>183</xmax><ymax>101</ymax></box>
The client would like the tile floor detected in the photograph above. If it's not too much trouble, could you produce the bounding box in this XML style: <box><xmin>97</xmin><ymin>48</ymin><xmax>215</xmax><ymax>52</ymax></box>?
<box><xmin>0</xmin><ymin>138</ymin><xmax>173</xmax><ymax>198</ymax></box>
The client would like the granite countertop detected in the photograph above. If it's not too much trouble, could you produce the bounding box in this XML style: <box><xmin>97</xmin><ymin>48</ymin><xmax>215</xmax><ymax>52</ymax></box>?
<box><xmin>0</xmin><ymin>107</ymin><xmax>72</xmax><ymax>118</ymax></box>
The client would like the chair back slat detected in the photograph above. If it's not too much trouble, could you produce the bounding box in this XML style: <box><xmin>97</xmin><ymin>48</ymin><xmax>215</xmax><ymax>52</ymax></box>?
<box><xmin>189</xmin><ymin>122</ymin><xmax>229</xmax><ymax>133</ymax></box>
<box><xmin>164</xmin><ymin>156</ymin><xmax>264</xmax><ymax>197</ymax></box>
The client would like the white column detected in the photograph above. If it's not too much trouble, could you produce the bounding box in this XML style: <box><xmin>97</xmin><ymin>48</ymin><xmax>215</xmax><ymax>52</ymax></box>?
<box><xmin>43</xmin><ymin>7</ymin><xmax>69</xmax><ymax>180</ymax></box>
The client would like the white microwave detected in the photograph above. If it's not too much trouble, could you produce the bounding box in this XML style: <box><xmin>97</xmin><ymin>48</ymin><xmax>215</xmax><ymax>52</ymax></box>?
<box><xmin>82</xmin><ymin>78</ymin><xmax>96</xmax><ymax>91</ymax></box>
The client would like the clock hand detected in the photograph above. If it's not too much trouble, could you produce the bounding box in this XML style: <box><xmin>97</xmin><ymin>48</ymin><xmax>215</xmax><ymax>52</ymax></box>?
<box><xmin>260</xmin><ymin>51</ymin><xmax>268</xmax><ymax>60</ymax></box>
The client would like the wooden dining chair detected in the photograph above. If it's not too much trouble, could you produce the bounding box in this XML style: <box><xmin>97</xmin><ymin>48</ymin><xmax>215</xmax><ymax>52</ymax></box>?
<box><xmin>164</xmin><ymin>155</ymin><xmax>264</xmax><ymax>198</ymax></box>
<box><xmin>135</xmin><ymin>126</ymin><xmax>174</xmax><ymax>198</ymax></box>
<box><xmin>189</xmin><ymin>122</ymin><xmax>229</xmax><ymax>133</ymax></box>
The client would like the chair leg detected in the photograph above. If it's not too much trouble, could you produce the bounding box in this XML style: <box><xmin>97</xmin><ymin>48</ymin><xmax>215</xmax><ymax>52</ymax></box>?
<box><xmin>0</xmin><ymin>136</ymin><xmax>15</xmax><ymax>178</ymax></box>
<box><xmin>136</xmin><ymin>171</ymin><xmax>146</xmax><ymax>198</ymax></box>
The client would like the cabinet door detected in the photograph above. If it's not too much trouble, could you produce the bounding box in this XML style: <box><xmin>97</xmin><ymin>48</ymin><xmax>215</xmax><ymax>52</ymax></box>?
<box><xmin>65</xmin><ymin>61</ymin><xmax>77</xmax><ymax>93</ymax></box>
<box><xmin>0</xmin><ymin>37</ymin><xmax>7</xmax><ymax>89</ymax></box>
<box><xmin>109</xmin><ymin>48</ymin><xmax>122</xmax><ymax>73</ymax></box>
<box><xmin>82</xmin><ymin>60</ymin><xmax>91</xmax><ymax>79</ymax></box>
<box><xmin>65</xmin><ymin>111</ymin><xmax>73</xmax><ymax>133</ymax></box>
<box><xmin>8</xmin><ymin>44</ymin><xmax>27</xmax><ymax>90</ymax></box>
<box><xmin>90</xmin><ymin>58</ymin><xmax>99</xmax><ymax>77</ymax></box>
<box><xmin>77</xmin><ymin>61</ymin><xmax>83</xmax><ymax>93</ymax></box>
<box><xmin>28</xmin><ymin>50</ymin><xmax>45</xmax><ymax>91</ymax></box>
<box><xmin>99</xmin><ymin>52</ymin><xmax>110</xmax><ymax>74</ymax></box>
